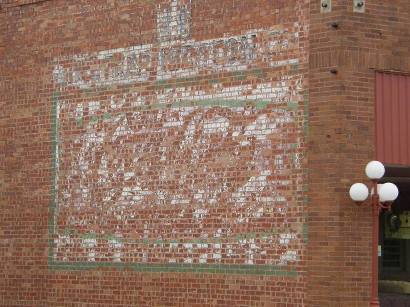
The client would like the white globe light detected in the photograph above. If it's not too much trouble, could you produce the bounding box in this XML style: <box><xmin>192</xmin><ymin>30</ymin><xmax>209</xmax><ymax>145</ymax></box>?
<box><xmin>349</xmin><ymin>183</ymin><xmax>369</xmax><ymax>202</ymax></box>
<box><xmin>365</xmin><ymin>161</ymin><xmax>385</xmax><ymax>180</ymax></box>
<box><xmin>379</xmin><ymin>182</ymin><xmax>399</xmax><ymax>202</ymax></box>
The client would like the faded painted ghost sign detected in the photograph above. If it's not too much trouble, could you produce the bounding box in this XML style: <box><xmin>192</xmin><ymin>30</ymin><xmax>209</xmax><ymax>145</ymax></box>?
<box><xmin>50</xmin><ymin>0</ymin><xmax>306</xmax><ymax>273</ymax></box>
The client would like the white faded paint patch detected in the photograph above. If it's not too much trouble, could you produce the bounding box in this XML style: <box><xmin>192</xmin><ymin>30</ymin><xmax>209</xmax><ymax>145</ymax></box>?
<box><xmin>203</xmin><ymin>116</ymin><xmax>229</xmax><ymax>134</ymax></box>
<box><xmin>53</xmin><ymin>0</ymin><xmax>301</xmax><ymax>91</ymax></box>
<box><xmin>193</xmin><ymin>208</ymin><xmax>208</xmax><ymax>220</ymax></box>
<box><xmin>279</xmin><ymin>233</ymin><xmax>297</xmax><ymax>245</ymax></box>
<box><xmin>279</xmin><ymin>250</ymin><xmax>298</xmax><ymax>266</ymax></box>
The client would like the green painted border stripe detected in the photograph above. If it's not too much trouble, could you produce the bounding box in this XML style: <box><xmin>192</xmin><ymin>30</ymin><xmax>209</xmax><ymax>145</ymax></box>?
<box><xmin>48</xmin><ymin>92</ymin><xmax>299</xmax><ymax>277</ymax></box>
<box><xmin>111</xmin><ymin>99</ymin><xmax>275</xmax><ymax>112</ymax></box>
<box><xmin>48</xmin><ymin>261</ymin><xmax>297</xmax><ymax>277</ymax></box>
<box><xmin>303</xmin><ymin>89</ymin><xmax>309</xmax><ymax>244</ymax></box>
<box><xmin>72</xmin><ymin>98</ymin><xmax>296</xmax><ymax>126</ymax></box>
<box><xmin>303</xmin><ymin>90</ymin><xmax>309</xmax><ymax>139</ymax></box>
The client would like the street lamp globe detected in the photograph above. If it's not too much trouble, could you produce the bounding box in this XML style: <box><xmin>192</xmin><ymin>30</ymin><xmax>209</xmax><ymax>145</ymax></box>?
<box><xmin>348</xmin><ymin>161</ymin><xmax>399</xmax><ymax>306</ymax></box>
<box><xmin>365</xmin><ymin>160</ymin><xmax>385</xmax><ymax>180</ymax></box>
<box><xmin>379</xmin><ymin>182</ymin><xmax>399</xmax><ymax>203</ymax></box>
<box><xmin>349</xmin><ymin>183</ymin><xmax>369</xmax><ymax>202</ymax></box>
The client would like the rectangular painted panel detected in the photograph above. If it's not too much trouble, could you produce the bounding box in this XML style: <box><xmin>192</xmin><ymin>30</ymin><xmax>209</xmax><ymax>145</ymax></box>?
<box><xmin>376</xmin><ymin>72</ymin><xmax>410</xmax><ymax>166</ymax></box>
<box><xmin>48</xmin><ymin>0</ymin><xmax>308</xmax><ymax>273</ymax></box>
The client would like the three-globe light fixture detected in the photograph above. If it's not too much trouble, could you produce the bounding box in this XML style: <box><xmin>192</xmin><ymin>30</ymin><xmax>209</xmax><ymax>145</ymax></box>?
<box><xmin>349</xmin><ymin>161</ymin><xmax>399</xmax><ymax>307</ymax></box>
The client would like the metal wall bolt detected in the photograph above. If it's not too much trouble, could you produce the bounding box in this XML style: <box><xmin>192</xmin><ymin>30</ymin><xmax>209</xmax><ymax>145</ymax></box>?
<box><xmin>321</xmin><ymin>0</ymin><xmax>331</xmax><ymax>13</ymax></box>
<box><xmin>353</xmin><ymin>0</ymin><xmax>365</xmax><ymax>12</ymax></box>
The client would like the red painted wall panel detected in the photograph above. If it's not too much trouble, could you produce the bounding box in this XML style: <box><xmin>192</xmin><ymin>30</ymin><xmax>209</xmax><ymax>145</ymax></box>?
<box><xmin>376</xmin><ymin>72</ymin><xmax>410</xmax><ymax>166</ymax></box>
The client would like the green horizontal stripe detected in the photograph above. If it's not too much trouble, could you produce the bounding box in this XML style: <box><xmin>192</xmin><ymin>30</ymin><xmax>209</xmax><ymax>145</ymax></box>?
<box><xmin>48</xmin><ymin>260</ymin><xmax>297</xmax><ymax>277</ymax></box>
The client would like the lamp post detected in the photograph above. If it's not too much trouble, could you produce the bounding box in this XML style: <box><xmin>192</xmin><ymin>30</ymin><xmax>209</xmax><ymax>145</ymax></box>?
<box><xmin>349</xmin><ymin>161</ymin><xmax>399</xmax><ymax>307</ymax></box>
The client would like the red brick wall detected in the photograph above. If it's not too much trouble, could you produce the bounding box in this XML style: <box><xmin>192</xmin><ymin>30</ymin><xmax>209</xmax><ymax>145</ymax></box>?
<box><xmin>1</xmin><ymin>0</ymin><xmax>309</xmax><ymax>306</ymax></box>
<box><xmin>3</xmin><ymin>0</ymin><xmax>409</xmax><ymax>306</ymax></box>
<box><xmin>307</xmin><ymin>0</ymin><xmax>410</xmax><ymax>306</ymax></box>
